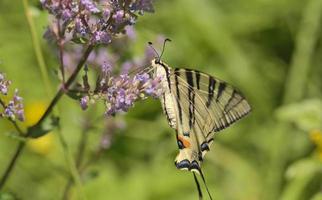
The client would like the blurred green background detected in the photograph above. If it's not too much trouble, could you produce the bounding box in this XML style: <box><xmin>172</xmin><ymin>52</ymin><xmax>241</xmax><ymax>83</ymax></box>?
<box><xmin>0</xmin><ymin>0</ymin><xmax>322</xmax><ymax>199</ymax></box>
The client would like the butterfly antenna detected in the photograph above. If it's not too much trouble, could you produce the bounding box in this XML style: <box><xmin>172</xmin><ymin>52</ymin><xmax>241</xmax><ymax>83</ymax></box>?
<box><xmin>148</xmin><ymin>41</ymin><xmax>160</xmax><ymax>61</ymax></box>
<box><xmin>200</xmin><ymin>170</ymin><xmax>213</xmax><ymax>200</ymax></box>
<box><xmin>193</xmin><ymin>172</ymin><xmax>203</xmax><ymax>200</ymax></box>
<box><xmin>159</xmin><ymin>38</ymin><xmax>171</xmax><ymax>60</ymax></box>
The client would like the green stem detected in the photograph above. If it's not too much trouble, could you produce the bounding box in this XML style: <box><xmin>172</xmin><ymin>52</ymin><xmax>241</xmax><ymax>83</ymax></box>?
<box><xmin>0</xmin><ymin>142</ymin><xmax>25</xmax><ymax>189</ymax></box>
<box><xmin>0</xmin><ymin>99</ymin><xmax>24</xmax><ymax>136</ymax></box>
<box><xmin>283</xmin><ymin>0</ymin><xmax>322</xmax><ymax>104</ymax></box>
<box><xmin>57</xmin><ymin>129</ymin><xmax>87</xmax><ymax>200</ymax></box>
<box><xmin>21</xmin><ymin>1</ymin><xmax>86</xmax><ymax>198</ymax></box>
<box><xmin>22</xmin><ymin>0</ymin><xmax>53</xmax><ymax>97</ymax></box>
<box><xmin>62</xmin><ymin>119</ymin><xmax>90</xmax><ymax>200</ymax></box>
<box><xmin>34</xmin><ymin>45</ymin><xmax>94</xmax><ymax>129</ymax></box>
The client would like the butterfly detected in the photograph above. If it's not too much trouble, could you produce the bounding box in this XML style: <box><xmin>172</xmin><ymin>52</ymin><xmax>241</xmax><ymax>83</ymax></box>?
<box><xmin>147</xmin><ymin>39</ymin><xmax>251</xmax><ymax>199</ymax></box>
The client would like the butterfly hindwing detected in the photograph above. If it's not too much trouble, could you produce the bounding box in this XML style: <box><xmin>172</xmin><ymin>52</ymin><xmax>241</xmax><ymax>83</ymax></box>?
<box><xmin>170</xmin><ymin>68</ymin><xmax>210</xmax><ymax>173</ymax></box>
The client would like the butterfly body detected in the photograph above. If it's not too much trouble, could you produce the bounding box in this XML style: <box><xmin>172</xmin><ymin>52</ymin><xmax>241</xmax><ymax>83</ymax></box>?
<box><xmin>153</xmin><ymin>60</ymin><xmax>178</xmax><ymax>129</ymax></box>
<box><xmin>151</xmin><ymin>59</ymin><xmax>251</xmax><ymax>175</ymax></box>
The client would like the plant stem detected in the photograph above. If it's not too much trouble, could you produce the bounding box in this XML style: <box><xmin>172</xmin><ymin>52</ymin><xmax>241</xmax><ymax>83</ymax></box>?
<box><xmin>62</xmin><ymin>119</ymin><xmax>90</xmax><ymax>200</ymax></box>
<box><xmin>22</xmin><ymin>0</ymin><xmax>53</xmax><ymax>97</ymax></box>
<box><xmin>57</xmin><ymin>16</ymin><xmax>66</xmax><ymax>84</ymax></box>
<box><xmin>283</xmin><ymin>0</ymin><xmax>322</xmax><ymax>104</ymax></box>
<box><xmin>34</xmin><ymin>45</ymin><xmax>94</xmax><ymax>129</ymax></box>
<box><xmin>0</xmin><ymin>45</ymin><xmax>94</xmax><ymax>190</ymax></box>
<box><xmin>0</xmin><ymin>142</ymin><xmax>25</xmax><ymax>189</ymax></box>
<box><xmin>58</xmin><ymin>128</ymin><xmax>87</xmax><ymax>200</ymax></box>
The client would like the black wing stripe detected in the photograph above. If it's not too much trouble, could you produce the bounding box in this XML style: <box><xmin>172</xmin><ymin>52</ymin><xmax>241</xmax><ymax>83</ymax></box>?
<box><xmin>216</xmin><ymin>82</ymin><xmax>226</xmax><ymax>101</ymax></box>
<box><xmin>195</xmin><ymin>70</ymin><xmax>201</xmax><ymax>90</ymax></box>
<box><xmin>162</xmin><ymin>94</ymin><xmax>171</xmax><ymax>123</ymax></box>
<box><xmin>225</xmin><ymin>91</ymin><xmax>245</xmax><ymax>113</ymax></box>
<box><xmin>174</xmin><ymin>68</ymin><xmax>183</xmax><ymax>124</ymax></box>
<box><xmin>206</xmin><ymin>76</ymin><xmax>216</xmax><ymax>107</ymax></box>
<box><xmin>158</xmin><ymin>62</ymin><xmax>172</xmax><ymax>92</ymax></box>
<box><xmin>185</xmin><ymin>69</ymin><xmax>195</xmax><ymax>129</ymax></box>
<box><xmin>224</xmin><ymin>89</ymin><xmax>236</xmax><ymax>112</ymax></box>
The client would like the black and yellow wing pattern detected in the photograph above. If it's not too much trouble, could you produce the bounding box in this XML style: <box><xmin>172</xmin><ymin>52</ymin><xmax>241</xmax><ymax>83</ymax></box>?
<box><xmin>170</xmin><ymin>68</ymin><xmax>251</xmax><ymax>171</ymax></box>
<box><xmin>152</xmin><ymin>59</ymin><xmax>251</xmax><ymax>199</ymax></box>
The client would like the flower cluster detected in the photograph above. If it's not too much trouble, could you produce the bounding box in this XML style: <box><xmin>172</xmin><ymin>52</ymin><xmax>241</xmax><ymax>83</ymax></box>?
<box><xmin>80</xmin><ymin>72</ymin><xmax>163</xmax><ymax>116</ymax></box>
<box><xmin>74</xmin><ymin>34</ymin><xmax>164</xmax><ymax>116</ymax></box>
<box><xmin>41</xmin><ymin>0</ymin><xmax>161</xmax><ymax>117</ymax></box>
<box><xmin>41</xmin><ymin>0</ymin><xmax>154</xmax><ymax>45</ymax></box>
<box><xmin>61</xmin><ymin>25</ymin><xmax>142</xmax><ymax>73</ymax></box>
<box><xmin>0</xmin><ymin>73</ymin><xmax>25</xmax><ymax>121</ymax></box>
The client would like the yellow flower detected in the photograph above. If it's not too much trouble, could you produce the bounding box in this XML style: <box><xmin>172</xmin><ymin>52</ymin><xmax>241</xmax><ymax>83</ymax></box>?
<box><xmin>24</xmin><ymin>102</ymin><xmax>55</xmax><ymax>155</ymax></box>
<box><xmin>318</xmin><ymin>151</ymin><xmax>322</xmax><ymax>161</ymax></box>
<box><xmin>309</xmin><ymin>129</ymin><xmax>322</xmax><ymax>149</ymax></box>
<box><xmin>309</xmin><ymin>129</ymin><xmax>322</xmax><ymax>161</ymax></box>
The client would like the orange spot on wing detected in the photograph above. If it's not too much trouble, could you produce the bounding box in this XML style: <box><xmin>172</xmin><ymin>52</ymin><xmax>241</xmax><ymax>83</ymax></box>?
<box><xmin>178</xmin><ymin>135</ymin><xmax>191</xmax><ymax>148</ymax></box>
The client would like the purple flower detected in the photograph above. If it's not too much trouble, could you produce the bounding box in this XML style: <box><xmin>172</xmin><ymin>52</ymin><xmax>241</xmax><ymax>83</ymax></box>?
<box><xmin>4</xmin><ymin>101</ymin><xmax>14</xmax><ymax>117</ymax></box>
<box><xmin>134</xmin><ymin>73</ymin><xmax>150</xmax><ymax>83</ymax></box>
<box><xmin>99</xmin><ymin>72</ymin><xmax>163</xmax><ymax>116</ymax></box>
<box><xmin>125</xmin><ymin>26</ymin><xmax>136</xmax><ymax>40</ymax></box>
<box><xmin>41</xmin><ymin>0</ymin><xmax>155</xmax><ymax>45</ymax></box>
<box><xmin>1</xmin><ymin>89</ymin><xmax>25</xmax><ymax>121</ymax></box>
<box><xmin>102</xmin><ymin>9</ymin><xmax>110</xmax><ymax>19</ymax></box>
<box><xmin>92</xmin><ymin>31</ymin><xmax>111</xmax><ymax>44</ymax></box>
<box><xmin>78</xmin><ymin>63</ymin><xmax>163</xmax><ymax>116</ymax></box>
<box><xmin>39</xmin><ymin>0</ymin><xmax>159</xmax><ymax>117</ymax></box>
<box><xmin>62</xmin><ymin>9</ymin><xmax>73</xmax><ymax>21</ymax></box>
<box><xmin>80</xmin><ymin>0</ymin><xmax>100</xmax><ymax>13</ymax></box>
<box><xmin>113</xmin><ymin>10</ymin><xmax>124</xmax><ymax>24</ymax></box>
<box><xmin>75</xmin><ymin>18</ymin><xmax>87</xmax><ymax>36</ymax></box>
<box><xmin>16</xmin><ymin>109</ymin><xmax>25</xmax><ymax>122</ymax></box>
<box><xmin>13</xmin><ymin>89</ymin><xmax>25</xmax><ymax>121</ymax></box>
<box><xmin>101</xmin><ymin>62</ymin><xmax>112</xmax><ymax>74</ymax></box>
<box><xmin>80</xmin><ymin>96</ymin><xmax>89</xmax><ymax>110</ymax></box>
<box><xmin>0</xmin><ymin>73</ymin><xmax>11</xmax><ymax>95</ymax></box>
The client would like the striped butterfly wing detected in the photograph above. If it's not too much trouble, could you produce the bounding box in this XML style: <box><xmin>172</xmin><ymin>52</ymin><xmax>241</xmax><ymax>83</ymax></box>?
<box><xmin>169</xmin><ymin>68</ymin><xmax>251</xmax><ymax>173</ymax></box>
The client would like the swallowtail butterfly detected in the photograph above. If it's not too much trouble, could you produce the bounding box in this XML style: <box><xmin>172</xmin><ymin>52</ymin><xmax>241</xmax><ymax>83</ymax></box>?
<box><xmin>147</xmin><ymin>39</ymin><xmax>251</xmax><ymax>199</ymax></box>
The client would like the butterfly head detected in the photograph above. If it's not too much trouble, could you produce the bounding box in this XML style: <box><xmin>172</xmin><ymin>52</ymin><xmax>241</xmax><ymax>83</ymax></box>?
<box><xmin>148</xmin><ymin>38</ymin><xmax>171</xmax><ymax>63</ymax></box>
<box><xmin>148</xmin><ymin>38</ymin><xmax>171</xmax><ymax>79</ymax></box>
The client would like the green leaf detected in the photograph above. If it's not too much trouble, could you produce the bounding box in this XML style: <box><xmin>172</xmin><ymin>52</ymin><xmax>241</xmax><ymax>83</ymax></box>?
<box><xmin>66</xmin><ymin>89</ymin><xmax>83</xmax><ymax>100</ymax></box>
<box><xmin>275</xmin><ymin>99</ymin><xmax>322</xmax><ymax>131</ymax></box>
<box><xmin>280</xmin><ymin>158</ymin><xmax>322</xmax><ymax>200</ymax></box>
<box><xmin>27</xmin><ymin>116</ymin><xmax>59</xmax><ymax>138</ymax></box>
<box><xmin>71</xmin><ymin>37</ymin><xmax>88</xmax><ymax>44</ymax></box>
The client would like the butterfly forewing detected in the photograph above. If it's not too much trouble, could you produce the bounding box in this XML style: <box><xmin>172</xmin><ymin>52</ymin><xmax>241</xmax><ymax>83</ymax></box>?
<box><xmin>174</xmin><ymin>68</ymin><xmax>251</xmax><ymax>133</ymax></box>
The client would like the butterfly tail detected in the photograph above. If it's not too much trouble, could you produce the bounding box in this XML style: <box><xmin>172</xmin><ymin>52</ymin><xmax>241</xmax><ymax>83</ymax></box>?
<box><xmin>193</xmin><ymin>172</ymin><xmax>203</xmax><ymax>200</ymax></box>
<box><xmin>199</xmin><ymin>170</ymin><xmax>213</xmax><ymax>200</ymax></box>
